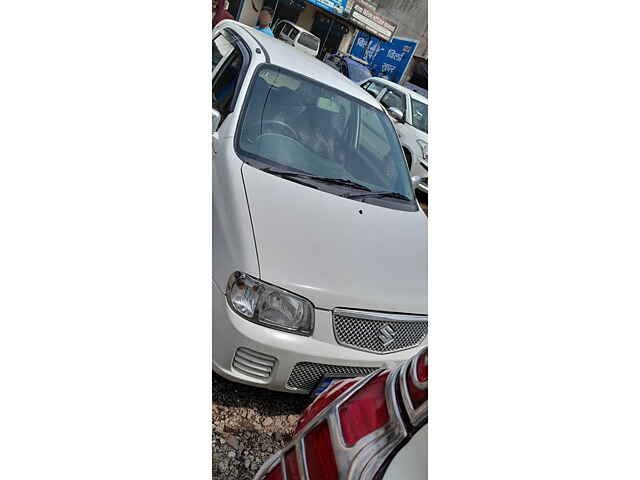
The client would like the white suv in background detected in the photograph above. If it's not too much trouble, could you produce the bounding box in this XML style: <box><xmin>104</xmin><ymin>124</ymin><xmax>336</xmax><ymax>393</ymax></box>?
<box><xmin>272</xmin><ymin>19</ymin><xmax>320</xmax><ymax>57</ymax></box>
<box><xmin>212</xmin><ymin>21</ymin><xmax>427</xmax><ymax>394</ymax></box>
<box><xmin>360</xmin><ymin>78</ymin><xmax>428</xmax><ymax>194</ymax></box>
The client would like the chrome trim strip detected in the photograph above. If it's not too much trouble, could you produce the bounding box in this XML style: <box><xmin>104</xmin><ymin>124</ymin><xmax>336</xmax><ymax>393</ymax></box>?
<box><xmin>334</xmin><ymin>308</ymin><xmax>428</xmax><ymax>323</ymax></box>
<box><xmin>399</xmin><ymin>350</ymin><xmax>428</xmax><ymax>427</ymax></box>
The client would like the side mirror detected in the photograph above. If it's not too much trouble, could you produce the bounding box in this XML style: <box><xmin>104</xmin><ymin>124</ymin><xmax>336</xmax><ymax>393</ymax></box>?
<box><xmin>388</xmin><ymin>107</ymin><xmax>404</xmax><ymax>123</ymax></box>
<box><xmin>212</xmin><ymin>109</ymin><xmax>222</xmax><ymax>133</ymax></box>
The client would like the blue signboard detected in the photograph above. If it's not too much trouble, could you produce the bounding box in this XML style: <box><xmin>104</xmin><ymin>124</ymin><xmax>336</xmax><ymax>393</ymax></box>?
<box><xmin>350</xmin><ymin>30</ymin><xmax>417</xmax><ymax>84</ymax></box>
<box><xmin>305</xmin><ymin>0</ymin><xmax>347</xmax><ymax>15</ymax></box>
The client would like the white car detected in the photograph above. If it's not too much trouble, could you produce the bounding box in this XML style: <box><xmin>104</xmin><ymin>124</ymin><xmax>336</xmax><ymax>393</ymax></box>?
<box><xmin>212</xmin><ymin>21</ymin><xmax>427</xmax><ymax>394</ymax></box>
<box><xmin>272</xmin><ymin>19</ymin><xmax>320</xmax><ymax>57</ymax></box>
<box><xmin>360</xmin><ymin>77</ymin><xmax>429</xmax><ymax>194</ymax></box>
<box><xmin>254</xmin><ymin>347</ymin><xmax>427</xmax><ymax>479</ymax></box>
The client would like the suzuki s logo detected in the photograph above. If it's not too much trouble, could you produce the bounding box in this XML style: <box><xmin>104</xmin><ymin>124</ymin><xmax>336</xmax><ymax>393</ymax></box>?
<box><xmin>378</xmin><ymin>324</ymin><xmax>397</xmax><ymax>346</ymax></box>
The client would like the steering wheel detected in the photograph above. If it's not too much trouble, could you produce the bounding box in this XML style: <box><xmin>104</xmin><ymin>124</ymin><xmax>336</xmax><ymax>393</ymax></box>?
<box><xmin>257</xmin><ymin>120</ymin><xmax>299</xmax><ymax>141</ymax></box>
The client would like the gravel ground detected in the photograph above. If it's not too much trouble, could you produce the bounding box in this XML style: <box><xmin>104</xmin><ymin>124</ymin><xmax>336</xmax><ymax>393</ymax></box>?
<box><xmin>213</xmin><ymin>373</ymin><xmax>311</xmax><ymax>480</ymax></box>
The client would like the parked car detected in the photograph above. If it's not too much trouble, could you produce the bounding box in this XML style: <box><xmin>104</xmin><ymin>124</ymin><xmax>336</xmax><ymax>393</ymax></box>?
<box><xmin>360</xmin><ymin>77</ymin><xmax>429</xmax><ymax>194</ymax></box>
<box><xmin>405</xmin><ymin>82</ymin><xmax>428</xmax><ymax>98</ymax></box>
<box><xmin>272</xmin><ymin>19</ymin><xmax>320</xmax><ymax>57</ymax></box>
<box><xmin>212</xmin><ymin>21</ymin><xmax>428</xmax><ymax>394</ymax></box>
<box><xmin>254</xmin><ymin>346</ymin><xmax>428</xmax><ymax>479</ymax></box>
<box><xmin>324</xmin><ymin>53</ymin><xmax>372</xmax><ymax>83</ymax></box>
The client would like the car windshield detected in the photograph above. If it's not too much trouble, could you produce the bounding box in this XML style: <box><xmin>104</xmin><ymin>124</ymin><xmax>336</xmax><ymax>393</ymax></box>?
<box><xmin>410</xmin><ymin>99</ymin><xmax>428</xmax><ymax>133</ymax></box>
<box><xmin>237</xmin><ymin>66</ymin><xmax>414</xmax><ymax>206</ymax></box>
<box><xmin>348</xmin><ymin>62</ymin><xmax>372</xmax><ymax>83</ymax></box>
<box><xmin>298</xmin><ymin>33</ymin><xmax>319</xmax><ymax>51</ymax></box>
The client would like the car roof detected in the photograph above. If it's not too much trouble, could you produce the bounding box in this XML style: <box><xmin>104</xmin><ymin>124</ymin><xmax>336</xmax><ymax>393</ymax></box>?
<box><xmin>369</xmin><ymin>77</ymin><xmax>428</xmax><ymax>103</ymax></box>
<box><xmin>217</xmin><ymin>21</ymin><xmax>383</xmax><ymax>110</ymax></box>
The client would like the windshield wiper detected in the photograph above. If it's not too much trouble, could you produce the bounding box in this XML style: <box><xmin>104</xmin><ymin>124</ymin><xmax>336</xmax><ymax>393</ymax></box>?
<box><xmin>343</xmin><ymin>190</ymin><xmax>412</xmax><ymax>202</ymax></box>
<box><xmin>262</xmin><ymin>167</ymin><xmax>372</xmax><ymax>191</ymax></box>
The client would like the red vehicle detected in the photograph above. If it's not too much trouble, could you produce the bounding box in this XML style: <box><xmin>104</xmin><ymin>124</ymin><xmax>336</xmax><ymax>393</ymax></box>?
<box><xmin>254</xmin><ymin>346</ymin><xmax>427</xmax><ymax>480</ymax></box>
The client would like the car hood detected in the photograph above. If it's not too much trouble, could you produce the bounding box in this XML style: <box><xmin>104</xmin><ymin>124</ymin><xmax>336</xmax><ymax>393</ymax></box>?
<box><xmin>242</xmin><ymin>165</ymin><xmax>427</xmax><ymax>314</ymax></box>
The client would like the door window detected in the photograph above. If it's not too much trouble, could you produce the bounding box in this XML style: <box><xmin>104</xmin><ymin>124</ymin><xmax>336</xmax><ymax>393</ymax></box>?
<box><xmin>364</xmin><ymin>80</ymin><xmax>383</xmax><ymax>98</ymax></box>
<box><xmin>212</xmin><ymin>49</ymin><xmax>243</xmax><ymax>124</ymax></box>
<box><xmin>212</xmin><ymin>34</ymin><xmax>234</xmax><ymax>72</ymax></box>
<box><xmin>298</xmin><ymin>33</ymin><xmax>319</xmax><ymax>51</ymax></box>
<box><xmin>380</xmin><ymin>89</ymin><xmax>405</xmax><ymax>116</ymax></box>
<box><xmin>410</xmin><ymin>99</ymin><xmax>428</xmax><ymax>133</ymax></box>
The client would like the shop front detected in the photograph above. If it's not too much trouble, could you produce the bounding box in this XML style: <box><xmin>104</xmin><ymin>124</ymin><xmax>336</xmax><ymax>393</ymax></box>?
<box><xmin>349</xmin><ymin>29</ymin><xmax>417</xmax><ymax>83</ymax></box>
<box><xmin>237</xmin><ymin>0</ymin><xmax>354</xmax><ymax>59</ymax></box>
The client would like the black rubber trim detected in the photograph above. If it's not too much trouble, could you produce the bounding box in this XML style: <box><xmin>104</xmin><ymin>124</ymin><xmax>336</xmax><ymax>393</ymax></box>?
<box><xmin>236</xmin><ymin>24</ymin><xmax>270</xmax><ymax>63</ymax></box>
<box><xmin>222</xmin><ymin>28</ymin><xmax>252</xmax><ymax>115</ymax></box>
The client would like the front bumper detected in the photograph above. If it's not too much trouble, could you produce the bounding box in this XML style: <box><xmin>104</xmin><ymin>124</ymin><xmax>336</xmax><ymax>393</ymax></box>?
<box><xmin>213</xmin><ymin>283</ymin><xmax>426</xmax><ymax>394</ymax></box>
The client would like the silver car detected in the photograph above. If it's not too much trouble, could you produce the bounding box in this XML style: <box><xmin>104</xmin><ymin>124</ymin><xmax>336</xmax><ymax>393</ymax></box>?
<box><xmin>360</xmin><ymin>77</ymin><xmax>429</xmax><ymax>194</ymax></box>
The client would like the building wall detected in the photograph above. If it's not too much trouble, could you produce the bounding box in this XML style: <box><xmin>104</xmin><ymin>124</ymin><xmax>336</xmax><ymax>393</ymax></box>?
<box><xmin>296</xmin><ymin>4</ymin><xmax>316</xmax><ymax>30</ymax></box>
<box><xmin>347</xmin><ymin>0</ymin><xmax>427</xmax><ymax>56</ymax></box>
<box><xmin>377</xmin><ymin>0</ymin><xmax>426</xmax><ymax>56</ymax></box>
<box><xmin>339</xmin><ymin>26</ymin><xmax>356</xmax><ymax>53</ymax></box>
<box><xmin>238</xmin><ymin>0</ymin><xmax>262</xmax><ymax>27</ymax></box>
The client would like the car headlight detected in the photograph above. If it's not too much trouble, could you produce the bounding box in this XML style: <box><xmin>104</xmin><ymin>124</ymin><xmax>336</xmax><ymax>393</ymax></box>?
<box><xmin>416</xmin><ymin>139</ymin><xmax>428</xmax><ymax>161</ymax></box>
<box><xmin>225</xmin><ymin>272</ymin><xmax>314</xmax><ymax>336</ymax></box>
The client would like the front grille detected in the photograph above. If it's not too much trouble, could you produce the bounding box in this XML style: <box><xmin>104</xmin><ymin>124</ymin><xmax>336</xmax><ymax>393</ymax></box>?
<box><xmin>232</xmin><ymin>347</ymin><xmax>276</xmax><ymax>380</ymax></box>
<box><xmin>286</xmin><ymin>362</ymin><xmax>379</xmax><ymax>393</ymax></box>
<box><xmin>333</xmin><ymin>309</ymin><xmax>428</xmax><ymax>354</ymax></box>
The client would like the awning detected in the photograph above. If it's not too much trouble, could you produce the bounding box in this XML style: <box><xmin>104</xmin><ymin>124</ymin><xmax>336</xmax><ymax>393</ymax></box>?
<box><xmin>303</xmin><ymin>0</ymin><xmax>347</xmax><ymax>16</ymax></box>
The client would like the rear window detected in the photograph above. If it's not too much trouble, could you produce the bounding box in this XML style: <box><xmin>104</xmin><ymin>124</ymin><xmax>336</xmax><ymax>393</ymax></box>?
<box><xmin>298</xmin><ymin>33</ymin><xmax>319</xmax><ymax>51</ymax></box>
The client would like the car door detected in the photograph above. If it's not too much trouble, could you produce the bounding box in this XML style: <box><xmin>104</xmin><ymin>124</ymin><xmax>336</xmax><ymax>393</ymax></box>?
<box><xmin>212</xmin><ymin>30</ymin><xmax>259</xmax><ymax>291</ymax></box>
<box><xmin>378</xmin><ymin>88</ymin><xmax>415</xmax><ymax>167</ymax></box>
<box><xmin>212</xmin><ymin>29</ymin><xmax>249</xmax><ymax>134</ymax></box>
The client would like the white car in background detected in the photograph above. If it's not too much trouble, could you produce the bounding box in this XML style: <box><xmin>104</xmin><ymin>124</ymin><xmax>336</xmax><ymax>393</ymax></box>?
<box><xmin>360</xmin><ymin>77</ymin><xmax>429</xmax><ymax>194</ymax></box>
<box><xmin>212</xmin><ymin>21</ymin><xmax>427</xmax><ymax>394</ymax></box>
<box><xmin>254</xmin><ymin>347</ymin><xmax>427</xmax><ymax>479</ymax></box>
<box><xmin>273</xmin><ymin>19</ymin><xmax>320</xmax><ymax>57</ymax></box>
